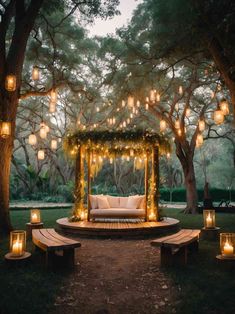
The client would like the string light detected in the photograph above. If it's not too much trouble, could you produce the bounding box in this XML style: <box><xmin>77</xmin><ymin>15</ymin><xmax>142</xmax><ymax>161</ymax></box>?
<box><xmin>32</xmin><ymin>66</ymin><xmax>40</xmax><ymax>81</ymax></box>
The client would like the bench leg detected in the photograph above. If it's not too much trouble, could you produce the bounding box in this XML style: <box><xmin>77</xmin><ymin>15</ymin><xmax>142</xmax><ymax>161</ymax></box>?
<box><xmin>188</xmin><ymin>240</ymin><xmax>199</xmax><ymax>252</ymax></box>
<box><xmin>160</xmin><ymin>246</ymin><xmax>188</xmax><ymax>267</ymax></box>
<box><xmin>63</xmin><ymin>249</ymin><xmax>75</xmax><ymax>267</ymax></box>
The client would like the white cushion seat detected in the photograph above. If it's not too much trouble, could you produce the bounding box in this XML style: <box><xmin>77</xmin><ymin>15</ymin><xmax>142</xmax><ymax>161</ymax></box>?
<box><xmin>88</xmin><ymin>194</ymin><xmax>146</xmax><ymax>220</ymax></box>
<box><xmin>90</xmin><ymin>208</ymin><xmax>145</xmax><ymax>218</ymax></box>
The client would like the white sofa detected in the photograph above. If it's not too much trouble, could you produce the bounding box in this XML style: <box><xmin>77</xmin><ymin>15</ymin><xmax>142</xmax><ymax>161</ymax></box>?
<box><xmin>88</xmin><ymin>194</ymin><xmax>146</xmax><ymax>220</ymax></box>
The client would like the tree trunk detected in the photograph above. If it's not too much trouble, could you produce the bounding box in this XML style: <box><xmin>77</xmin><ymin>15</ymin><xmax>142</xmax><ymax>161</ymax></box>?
<box><xmin>0</xmin><ymin>136</ymin><xmax>14</xmax><ymax>233</ymax></box>
<box><xmin>182</xmin><ymin>162</ymin><xmax>198</xmax><ymax>214</ymax></box>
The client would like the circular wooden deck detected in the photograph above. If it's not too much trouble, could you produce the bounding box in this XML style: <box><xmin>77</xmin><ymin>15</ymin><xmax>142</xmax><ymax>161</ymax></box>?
<box><xmin>56</xmin><ymin>217</ymin><xmax>180</xmax><ymax>238</ymax></box>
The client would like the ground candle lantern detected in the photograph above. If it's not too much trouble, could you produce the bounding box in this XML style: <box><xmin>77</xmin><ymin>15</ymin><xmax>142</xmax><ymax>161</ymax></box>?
<box><xmin>203</xmin><ymin>210</ymin><xmax>215</xmax><ymax>229</ymax></box>
<box><xmin>30</xmin><ymin>209</ymin><xmax>41</xmax><ymax>224</ymax></box>
<box><xmin>220</xmin><ymin>233</ymin><xmax>235</xmax><ymax>257</ymax></box>
<box><xmin>10</xmin><ymin>230</ymin><xmax>26</xmax><ymax>257</ymax></box>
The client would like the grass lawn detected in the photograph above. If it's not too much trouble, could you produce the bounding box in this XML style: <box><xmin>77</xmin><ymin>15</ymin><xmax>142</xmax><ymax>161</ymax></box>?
<box><xmin>0</xmin><ymin>207</ymin><xmax>234</xmax><ymax>314</ymax></box>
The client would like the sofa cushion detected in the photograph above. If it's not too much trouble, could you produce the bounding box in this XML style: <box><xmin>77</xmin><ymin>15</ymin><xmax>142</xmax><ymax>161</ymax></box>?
<box><xmin>89</xmin><ymin>194</ymin><xmax>103</xmax><ymax>209</ymax></box>
<box><xmin>97</xmin><ymin>196</ymin><xmax>110</xmax><ymax>209</ymax></box>
<box><xmin>119</xmin><ymin>196</ymin><xmax>128</xmax><ymax>208</ymax></box>
<box><xmin>138</xmin><ymin>196</ymin><xmax>146</xmax><ymax>209</ymax></box>
<box><xmin>107</xmin><ymin>195</ymin><xmax>120</xmax><ymax>208</ymax></box>
<box><xmin>90</xmin><ymin>208</ymin><xmax>145</xmax><ymax>218</ymax></box>
<box><xmin>126</xmin><ymin>195</ymin><xmax>143</xmax><ymax>209</ymax></box>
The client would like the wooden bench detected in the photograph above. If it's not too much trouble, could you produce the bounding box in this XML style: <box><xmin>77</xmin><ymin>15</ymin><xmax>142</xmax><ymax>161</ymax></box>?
<box><xmin>151</xmin><ymin>229</ymin><xmax>201</xmax><ymax>266</ymax></box>
<box><xmin>32</xmin><ymin>228</ymin><xmax>81</xmax><ymax>268</ymax></box>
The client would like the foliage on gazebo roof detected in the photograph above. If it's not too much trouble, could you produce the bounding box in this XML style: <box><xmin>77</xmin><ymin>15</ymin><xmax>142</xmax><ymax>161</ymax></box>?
<box><xmin>64</xmin><ymin>129</ymin><xmax>171</xmax><ymax>156</ymax></box>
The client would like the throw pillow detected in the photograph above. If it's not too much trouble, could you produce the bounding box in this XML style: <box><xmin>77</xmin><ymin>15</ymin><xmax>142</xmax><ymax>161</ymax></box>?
<box><xmin>107</xmin><ymin>195</ymin><xmax>120</xmax><ymax>208</ymax></box>
<box><xmin>97</xmin><ymin>196</ymin><xmax>110</xmax><ymax>209</ymax></box>
<box><xmin>126</xmin><ymin>195</ymin><xmax>142</xmax><ymax>209</ymax></box>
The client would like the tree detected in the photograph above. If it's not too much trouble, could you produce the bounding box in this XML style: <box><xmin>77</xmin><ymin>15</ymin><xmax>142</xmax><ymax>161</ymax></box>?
<box><xmin>0</xmin><ymin>0</ymin><xmax>119</xmax><ymax>234</ymax></box>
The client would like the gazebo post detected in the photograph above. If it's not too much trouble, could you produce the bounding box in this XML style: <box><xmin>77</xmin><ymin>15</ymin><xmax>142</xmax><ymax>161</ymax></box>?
<box><xmin>144</xmin><ymin>153</ymin><xmax>149</xmax><ymax>221</ymax></box>
<box><xmin>152</xmin><ymin>145</ymin><xmax>159</xmax><ymax>220</ymax></box>
<box><xmin>74</xmin><ymin>145</ymin><xmax>83</xmax><ymax>217</ymax></box>
<box><xmin>87</xmin><ymin>151</ymin><xmax>91</xmax><ymax>221</ymax></box>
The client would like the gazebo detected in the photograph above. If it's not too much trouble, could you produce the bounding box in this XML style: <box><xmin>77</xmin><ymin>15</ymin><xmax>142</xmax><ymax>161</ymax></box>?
<box><xmin>64</xmin><ymin>129</ymin><xmax>170</xmax><ymax>222</ymax></box>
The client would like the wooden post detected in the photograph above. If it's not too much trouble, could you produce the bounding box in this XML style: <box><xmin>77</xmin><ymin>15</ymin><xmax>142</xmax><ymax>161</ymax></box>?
<box><xmin>74</xmin><ymin>146</ymin><xmax>84</xmax><ymax>217</ymax></box>
<box><xmin>87</xmin><ymin>151</ymin><xmax>91</xmax><ymax>221</ymax></box>
<box><xmin>152</xmin><ymin>146</ymin><xmax>159</xmax><ymax>221</ymax></box>
<box><xmin>144</xmin><ymin>153</ymin><xmax>149</xmax><ymax>221</ymax></box>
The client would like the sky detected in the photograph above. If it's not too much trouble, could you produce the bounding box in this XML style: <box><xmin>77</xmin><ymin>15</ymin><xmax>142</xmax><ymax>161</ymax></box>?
<box><xmin>87</xmin><ymin>0</ymin><xmax>141</xmax><ymax>37</ymax></box>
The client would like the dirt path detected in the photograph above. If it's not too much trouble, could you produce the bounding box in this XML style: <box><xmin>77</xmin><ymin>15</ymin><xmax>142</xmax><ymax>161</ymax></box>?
<box><xmin>50</xmin><ymin>238</ymin><xmax>180</xmax><ymax>314</ymax></box>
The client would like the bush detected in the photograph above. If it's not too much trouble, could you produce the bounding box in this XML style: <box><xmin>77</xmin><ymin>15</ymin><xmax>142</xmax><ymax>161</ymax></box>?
<box><xmin>160</xmin><ymin>187</ymin><xmax>235</xmax><ymax>202</ymax></box>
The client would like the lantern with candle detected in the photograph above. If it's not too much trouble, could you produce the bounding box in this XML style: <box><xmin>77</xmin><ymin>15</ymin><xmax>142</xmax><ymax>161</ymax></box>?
<box><xmin>51</xmin><ymin>139</ymin><xmax>58</xmax><ymax>150</ymax></box>
<box><xmin>38</xmin><ymin>149</ymin><xmax>45</xmax><ymax>160</ymax></box>
<box><xmin>30</xmin><ymin>209</ymin><xmax>41</xmax><ymax>224</ymax></box>
<box><xmin>28</xmin><ymin>133</ymin><xmax>37</xmax><ymax>146</ymax></box>
<box><xmin>203</xmin><ymin>210</ymin><xmax>216</xmax><ymax>229</ymax></box>
<box><xmin>149</xmin><ymin>211</ymin><xmax>156</xmax><ymax>222</ymax></box>
<box><xmin>32</xmin><ymin>66</ymin><xmax>40</xmax><ymax>81</ymax></box>
<box><xmin>0</xmin><ymin>121</ymin><xmax>11</xmax><ymax>138</ymax></box>
<box><xmin>5</xmin><ymin>74</ymin><xmax>16</xmax><ymax>91</ymax></box>
<box><xmin>127</xmin><ymin>95</ymin><xmax>134</xmax><ymax>107</ymax></box>
<box><xmin>198</xmin><ymin>119</ymin><xmax>205</xmax><ymax>132</ymax></box>
<box><xmin>160</xmin><ymin>119</ymin><xmax>167</xmax><ymax>133</ymax></box>
<box><xmin>220</xmin><ymin>233</ymin><xmax>235</xmax><ymax>258</ymax></box>
<box><xmin>9</xmin><ymin>230</ymin><xmax>26</xmax><ymax>257</ymax></box>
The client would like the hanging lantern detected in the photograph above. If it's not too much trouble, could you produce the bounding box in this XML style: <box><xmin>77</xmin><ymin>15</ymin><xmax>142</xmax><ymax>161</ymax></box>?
<box><xmin>32</xmin><ymin>66</ymin><xmax>40</xmax><ymax>81</ymax></box>
<box><xmin>9</xmin><ymin>230</ymin><xmax>26</xmax><ymax>257</ymax></box>
<box><xmin>198</xmin><ymin>119</ymin><xmax>205</xmax><ymax>132</ymax></box>
<box><xmin>196</xmin><ymin>134</ymin><xmax>203</xmax><ymax>147</ymax></box>
<box><xmin>121</xmin><ymin>100</ymin><xmax>125</xmax><ymax>107</ymax></box>
<box><xmin>160</xmin><ymin>119</ymin><xmax>167</xmax><ymax>133</ymax></box>
<box><xmin>213</xmin><ymin>108</ymin><xmax>224</xmax><ymax>125</ymax></box>
<box><xmin>150</xmin><ymin>89</ymin><xmax>155</xmax><ymax>102</ymax></box>
<box><xmin>127</xmin><ymin>96</ymin><xmax>134</xmax><ymax>107</ymax></box>
<box><xmin>185</xmin><ymin>108</ymin><xmax>191</xmax><ymax>117</ymax></box>
<box><xmin>0</xmin><ymin>122</ymin><xmax>11</xmax><ymax>138</ymax></box>
<box><xmin>38</xmin><ymin>150</ymin><xmax>45</xmax><ymax>160</ymax></box>
<box><xmin>28</xmin><ymin>133</ymin><xmax>37</xmax><ymax>146</ymax></box>
<box><xmin>5</xmin><ymin>74</ymin><xmax>16</xmax><ymax>91</ymax></box>
<box><xmin>145</xmin><ymin>103</ymin><xmax>149</xmax><ymax>110</ymax></box>
<box><xmin>156</xmin><ymin>92</ymin><xmax>160</xmax><ymax>102</ymax></box>
<box><xmin>179</xmin><ymin>85</ymin><xmax>183</xmax><ymax>95</ymax></box>
<box><xmin>219</xmin><ymin>99</ymin><xmax>229</xmax><ymax>115</ymax></box>
<box><xmin>96</xmin><ymin>107</ymin><xmax>100</xmax><ymax>113</ymax></box>
<box><xmin>145</xmin><ymin>96</ymin><xmax>149</xmax><ymax>103</ymax></box>
<box><xmin>177</xmin><ymin>129</ymin><xmax>182</xmax><ymax>136</ymax></box>
<box><xmin>175</xmin><ymin>103</ymin><xmax>179</xmax><ymax>111</ymax></box>
<box><xmin>30</xmin><ymin>209</ymin><xmax>41</xmax><ymax>224</ymax></box>
<box><xmin>50</xmin><ymin>89</ymin><xmax>57</xmax><ymax>104</ymax></box>
<box><xmin>166</xmin><ymin>152</ymin><xmax>171</xmax><ymax>159</ymax></box>
<box><xmin>136</xmin><ymin>100</ymin><xmax>140</xmax><ymax>107</ymax></box>
<box><xmin>39</xmin><ymin>126</ymin><xmax>47</xmax><ymax>139</ymax></box>
<box><xmin>51</xmin><ymin>139</ymin><xmax>57</xmax><ymax>150</ymax></box>
<box><xmin>175</xmin><ymin>119</ymin><xmax>180</xmax><ymax>129</ymax></box>
<box><xmin>49</xmin><ymin>100</ymin><xmax>56</xmax><ymax>113</ymax></box>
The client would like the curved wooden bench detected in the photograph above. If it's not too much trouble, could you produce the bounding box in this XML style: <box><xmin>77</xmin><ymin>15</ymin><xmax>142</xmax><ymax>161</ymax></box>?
<box><xmin>32</xmin><ymin>228</ymin><xmax>81</xmax><ymax>268</ymax></box>
<box><xmin>151</xmin><ymin>229</ymin><xmax>201</xmax><ymax>266</ymax></box>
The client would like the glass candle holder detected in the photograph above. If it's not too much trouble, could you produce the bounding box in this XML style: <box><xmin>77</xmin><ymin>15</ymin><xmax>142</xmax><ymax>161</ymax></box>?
<box><xmin>30</xmin><ymin>209</ymin><xmax>41</xmax><ymax>224</ymax></box>
<box><xmin>10</xmin><ymin>230</ymin><xmax>26</xmax><ymax>257</ymax></box>
<box><xmin>220</xmin><ymin>233</ymin><xmax>235</xmax><ymax>257</ymax></box>
<box><xmin>203</xmin><ymin>210</ymin><xmax>216</xmax><ymax>229</ymax></box>
<box><xmin>1</xmin><ymin>122</ymin><xmax>11</xmax><ymax>138</ymax></box>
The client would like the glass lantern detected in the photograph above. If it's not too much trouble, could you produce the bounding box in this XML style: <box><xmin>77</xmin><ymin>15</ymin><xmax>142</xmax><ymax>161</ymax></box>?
<box><xmin>32</xmin><ymin>66</ymin><xmax>40</xmax><ymax>81</ymax></box>
<box><xmin>28</xmin><ymin>133</ymin><xmax>37</xmax><ymax>145</ymax></box>
<box><xmin>220</xmin><ymin>233</ymin><xmax>235</xmax><ymax>257</ymax></box>
<box><xmin>30</xmin><ymin>209</ymin><xmax>41</xmax><ymax>224</ymax></box>
<box><xmin>10</xmin><ymin>230</ymin><xmax>26</xmax><ymax>257</ymax></box>
<box><xmin>160</xmin><ymin>119</ymin><xmax>167</xmax><ymax>133</ymax></box>
<box><xmin>50</xmin><ymin>89</ymin><xmax>57</xmax><ymax>104</ymax></box>
<box><xmin>213</xmin><ymin>109</ymin><xmax>224</xmax><ymax>125</ymax></box>
<box><xmin>51</xmin><ymin>139</ymin><xmax>57</xmax><ymax>150</ymax></box>
<box><xmin>1</xmin><ymin>122</ymin><xmax>11</xmax><ymax>138</ymax></box>
<box><xmin>5</xmin><ymin>74</ymin><xmax>16</xmax><ymax>91</ymax></box>
<box><xmin>127</xmin><ymin>95</ymin><xmax>134</xmax><ymax>107</ymax></box>
<box><xmin>148</xmin><ymin>211</ymin><xmax>156</xmax><ymax>222</ymax></box>
<box><xmin>38</xmin><ymin>150</ymin><xmax>45</xmax><ymax>160</ymax></box>
<box><xmin>203</xmin><ymin>210</ymin><xmax>216</xmax><ymax>229</ymax></box>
